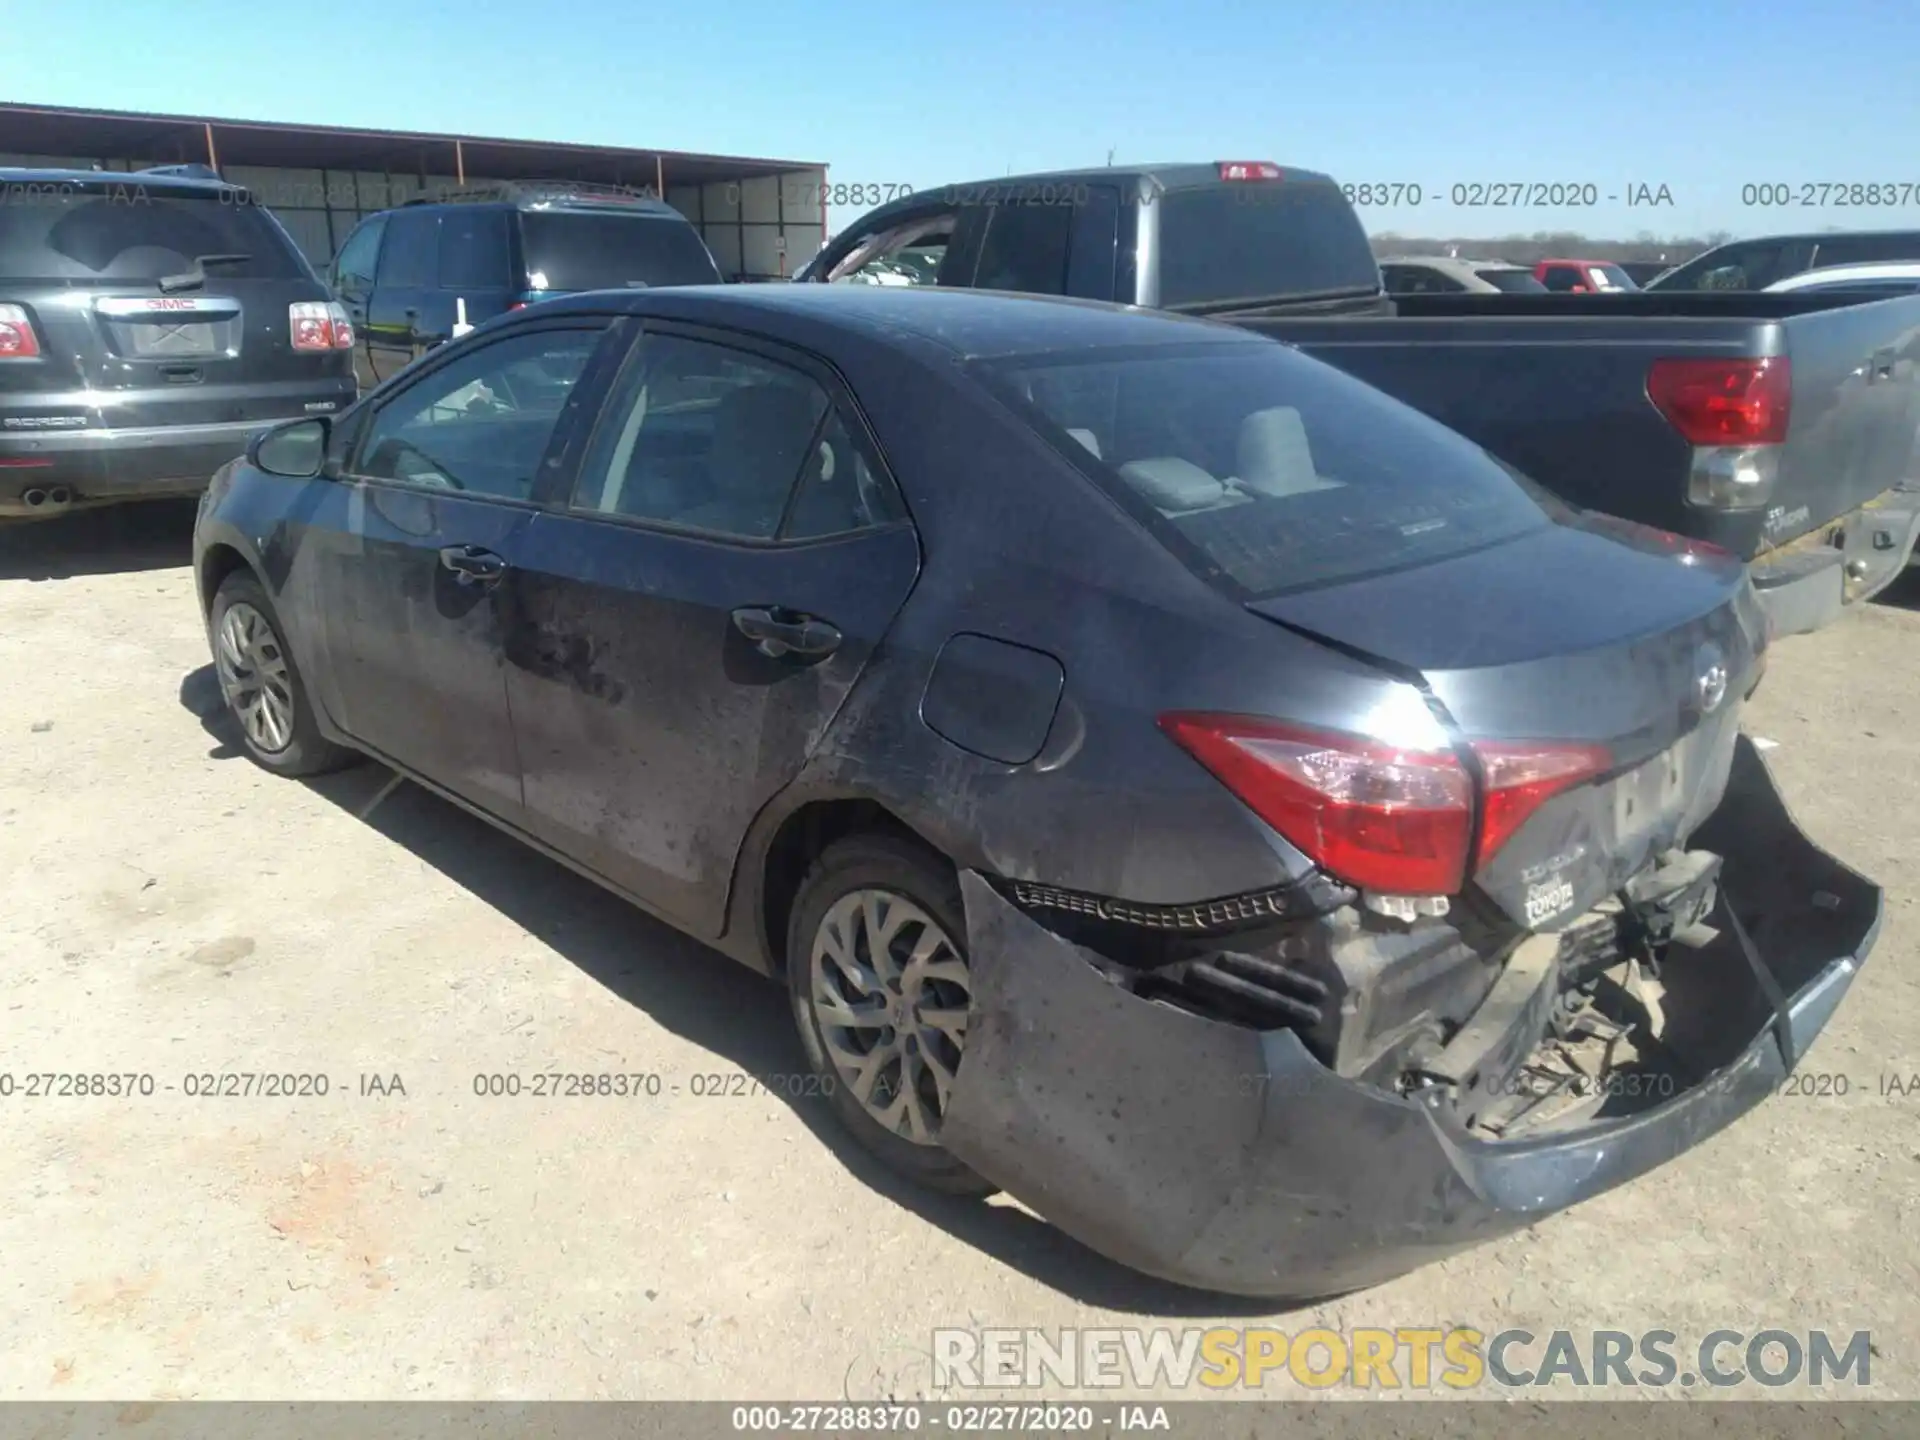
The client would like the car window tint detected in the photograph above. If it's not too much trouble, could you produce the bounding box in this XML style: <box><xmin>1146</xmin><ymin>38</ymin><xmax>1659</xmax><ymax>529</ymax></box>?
<box><xmin>354</xmin><ymin>327</ymin><xmax>603</xmax><ymax>500</ymax></box>
<box><xmin>438</xmin><ymin>209</ymin><xmax>509</xmax><ymax>290</ymax></box>
<box><xmin>571</xmin><ymin>334</ymin><xmax>829</xmax><ymax>539</ymax></box>
<box><xmin>332</xmin><ymin>216</ymin><xmax>384</xmax><ymax>291</ymax></box>
<box><xmin>1475</xmin><ymin>267</ymin><xmax>1546</xmax><ymax>293</ymax></box>
<box><xmin>973</xmin><ymin>202</ymin><xmax>1073</xmax><ymax>295</ymax></box>
<box><xmin>376</xmin><ymin>210</ymin><xmax>438</xmax><ymax>287</ymax></box>
<box><xmin>0</xmin><ymin>187</ymin><xmax>308</xmax><ymax>282</ymax></box>
<box><xmin>1811</xmin><ymin>233</ymin><xmax>1920</xmax><ymax>267</ymax></box>
<box><xmin>781</xmin><ymin>410</ymin><xmax>906</xmax><ymax>539</ymax></box>
<box><xmin>982</xmin><ymin>341</ymin><xmax>1550</xmax><ymax>597</ymax></box>
<box><xmin>1539</xmin><ymin>266</ymin><xmax>1583</xmax><ymax>291</ymax></box>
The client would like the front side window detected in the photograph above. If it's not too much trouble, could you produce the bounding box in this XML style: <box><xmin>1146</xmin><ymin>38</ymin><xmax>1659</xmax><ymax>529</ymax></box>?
<box><xmin>571</xmin><ymin>333</ymin><xmax>830</xmax><ymax>539</ymax></box>
<box><xmin>977</xmin><ymin>340</ymin><xmax>1551</xmax><ymax>597</ymax></box>
<box><xmin>1539</xmin><ymin>265</ymin><xmax>1584</xmax><ymax>291</ymax></box>
<box><xmin>829</xmin><ymin>215</ymin><xmax>954</xmax><ymax>286</ymax></box>
<box><xmin>332</xmin><ymin>217</ymin><xmax>385</xmax><ymax>292</ymax></box>
<box><xmin>353</xmin><ymin>326</ymin><xmax>604</xmax><ymax>500</ymax></box>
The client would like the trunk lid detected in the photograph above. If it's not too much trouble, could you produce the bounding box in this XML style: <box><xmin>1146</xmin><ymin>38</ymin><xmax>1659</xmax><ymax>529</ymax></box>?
<box><xmin>1248</xmin><ymin>516</ymin><xmax>1766</xmax><ymax>928</ymax></box>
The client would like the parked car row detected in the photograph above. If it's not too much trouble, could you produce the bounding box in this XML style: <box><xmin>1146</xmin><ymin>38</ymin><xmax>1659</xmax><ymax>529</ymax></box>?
<box><xmin>0</xmin><ymin>154</ymin><xmax>1904</xmax><ymax>1299</ymax></box>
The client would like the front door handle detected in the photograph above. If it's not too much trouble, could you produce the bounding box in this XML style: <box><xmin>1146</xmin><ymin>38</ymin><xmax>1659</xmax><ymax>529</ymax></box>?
<box><xmin>730</xmin><ymin>605</ymin><xmax>842</xmax><ymax>660</ymax></box>
<box><xmin>439</xmin><ymin>544</ymin><xmax>507</xmax><ymax>588</ymax></box>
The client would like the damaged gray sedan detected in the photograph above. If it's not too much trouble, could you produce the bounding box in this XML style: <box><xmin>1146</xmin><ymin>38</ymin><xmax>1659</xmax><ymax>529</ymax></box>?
<box><xmin>193</xmin><ymin>284</ymin><xmax>1882</xmax><ymax>1297</ymax></box>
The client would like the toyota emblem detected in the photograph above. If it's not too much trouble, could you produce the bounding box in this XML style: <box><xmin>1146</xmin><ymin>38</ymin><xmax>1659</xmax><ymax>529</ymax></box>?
<box><xmin>1695</xmin><ymin>642</ymin><xmax>1729</xmax><ymax>715</ymax></box>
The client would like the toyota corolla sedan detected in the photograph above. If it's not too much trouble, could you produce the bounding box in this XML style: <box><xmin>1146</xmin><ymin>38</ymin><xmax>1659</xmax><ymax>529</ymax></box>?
<box><xmin>193</xmin><ymin>284</ymin><xmax>1881</xmax><ymax>1298</ymax></box>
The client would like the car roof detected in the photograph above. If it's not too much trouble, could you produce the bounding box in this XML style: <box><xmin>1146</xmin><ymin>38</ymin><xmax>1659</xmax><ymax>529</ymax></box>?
<box><xmin>830</xmin><ymin>162</ymin><xmax>1339</xmax><ymax>230</ymax></box>
<box><xmin>1536</xmin><ymin>257</ymin><xmax>1619</xmax><ymax>266</ymax></box>
<box><xmin>525</xmin><ymin>283</ymin><xmax>1270</xmax><ymax>360</ymax></box>
<box><xmin>1700</xmin><ymin>229</ymin><xmax>1920</xmax><ymax>250</ymax></box>
<box><xmin>0</xmin><ymin>165</ymin><xmax>242</xmax><ymax>199</ymax></box>
<box><xmin>1767</xmin><ymin>261</ymin><xmax>1920</xmax><ymax>289</ymax></box>
<box><xmin>1379</xmin><ymin>255</ymin><xmax>1520</xmax><ymax>270</ymax></box>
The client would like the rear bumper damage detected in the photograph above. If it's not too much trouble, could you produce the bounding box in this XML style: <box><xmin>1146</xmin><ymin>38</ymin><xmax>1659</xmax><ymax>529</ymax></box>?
<box><xmin>941</xmin><ymin>737</ymin><xmax>1881</xmax><ymax>1298</ymax></box>
<box><xmin>1751</xmin><ymin>486</ymin><xmax>1920</xmax><ymax>636</ymax></box>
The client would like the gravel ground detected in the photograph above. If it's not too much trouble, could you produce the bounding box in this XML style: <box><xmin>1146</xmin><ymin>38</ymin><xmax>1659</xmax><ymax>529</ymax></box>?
<box><xmin>2</xmin><ymin>501</ymin><xmax>1917</xmax><ymax>1402</ymax></box>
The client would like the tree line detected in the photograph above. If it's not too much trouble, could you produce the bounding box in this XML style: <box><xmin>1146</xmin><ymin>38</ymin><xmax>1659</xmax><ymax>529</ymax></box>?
<box><xmin>1369</xmin><ymin>231</ymin><xmax>1738</xmax><ymax>265</ymax></box>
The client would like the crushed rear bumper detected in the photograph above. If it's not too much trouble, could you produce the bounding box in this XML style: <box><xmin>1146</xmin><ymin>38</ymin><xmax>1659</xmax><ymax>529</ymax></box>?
<box><xmin>941</xmin><ymin>736</ymin><xmax>1881</xmax><ymax>1298</ymax></box>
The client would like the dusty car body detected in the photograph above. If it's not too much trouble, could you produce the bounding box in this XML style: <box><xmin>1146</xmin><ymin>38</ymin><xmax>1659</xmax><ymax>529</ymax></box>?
<box><xmin>193</xmin><ymin>285</ymin><xmax>1881</xmax><ymax>1296</ymax></box>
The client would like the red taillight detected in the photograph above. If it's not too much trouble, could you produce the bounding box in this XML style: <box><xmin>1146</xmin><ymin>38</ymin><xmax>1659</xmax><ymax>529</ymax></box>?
<box><xmin>0</xmin><ymin>304</ymin><xmax>42</xmax><ymax>358</ymax></box>
<box><xmin>1159</xmin><ymin>714</ymin><xmax>1473</xmax><ymax>894</ymax></box>
<box><xmin>1647</xmin><ymin>356</ymin><xmax>1791</xmax><ymax>446</ymax></box>
<box><xmin>289</xmin><ymin>301</ymin><xmax>354</xmax><ymax>352</ymax></box>
<box><xmin>1160</xmin><ymin>714</ymin><xmax>1613</xmax><ymax>896</ymax></box>
<box><xmin>1217</xmin><ymin>161</ymin><xmax>1283</xmax><ymax>182</ymax></box>
<box><xmin>1470</xmin><ymin>742</ymin><xmax>1611</xmax><ymax>872</ymax></box>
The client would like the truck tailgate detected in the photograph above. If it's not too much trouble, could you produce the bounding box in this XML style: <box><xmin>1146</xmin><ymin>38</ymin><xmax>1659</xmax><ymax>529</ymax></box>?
<box><xmin>1237</xmin><ymin>289</ymin><xmax>1920</xmax><ymax>559</ymax></box>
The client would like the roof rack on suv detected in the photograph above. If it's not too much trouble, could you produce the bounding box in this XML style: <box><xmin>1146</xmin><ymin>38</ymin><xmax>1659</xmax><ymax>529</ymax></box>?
<box><xmin>401</xmin><ymin>178</ymin><xmax>666</xmax><ymax>209</ymax></box>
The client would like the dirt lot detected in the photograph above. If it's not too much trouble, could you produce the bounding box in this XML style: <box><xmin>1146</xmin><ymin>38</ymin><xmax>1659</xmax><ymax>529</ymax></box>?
<box><xmin>2</xmin><ymin>502</ymin><xmax>1918</xmax><ymax>1403</ymax></box>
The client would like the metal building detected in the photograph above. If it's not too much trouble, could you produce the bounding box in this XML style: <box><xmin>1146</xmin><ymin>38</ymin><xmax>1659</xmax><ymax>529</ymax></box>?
<box><xmin>0</xmin><ymin>101</ymin><xmax>828</xmax><ymax>280</ymax></box>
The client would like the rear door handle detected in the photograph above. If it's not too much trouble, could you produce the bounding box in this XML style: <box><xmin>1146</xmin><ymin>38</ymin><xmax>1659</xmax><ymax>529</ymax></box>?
<box><xmin>439</xmin><ymin>544</ymin><xmax>507</xmax><ymax>588</ymax></box>
<box><xmin>730</xmin><ymin>605</ymin><xmax>842</xmax><ymax>659</ymax></box>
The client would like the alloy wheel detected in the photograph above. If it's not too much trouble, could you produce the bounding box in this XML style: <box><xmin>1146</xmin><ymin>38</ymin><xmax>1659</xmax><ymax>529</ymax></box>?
<box><xmin>214</xmin><ymin>601</ymin><xmax>296</xmax><ymax>755</ymax></box>
<box><xmin>809</xmin><ymin>888</ymin><xmax>972</xmax><ymax>1145</ymax></box>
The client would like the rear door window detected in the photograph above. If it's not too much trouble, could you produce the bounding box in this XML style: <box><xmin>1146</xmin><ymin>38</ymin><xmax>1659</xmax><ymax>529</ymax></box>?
<box><xmin>438</xmin><ymin>209</ymin><xmax>510</xmax><ymax>290</ymax></box>
<box><xmin>972</xmin><ymin>202</ymin><xmax>1075</xmax><ymax>296</ymax></box>
<box><xmin>518</xmin><ymin>212</ymin><xmax>721</xmax><ymax>291</ymax></box>
<box><xmin>376</xmin><ymin>210</ymin><xmax>439</xmax><ymax>287</ymax></box>
<box><xmin>0</xmin><ymin>184</ymin><xmax>308</xmax><ymax>282</ymax></box>
<box><xmin>977</xmin><ymin>340</ymin><xmax>1550</xmax><ymax>598</ymax></box>
<box><xmin>1538</xmin><ymin>265</ymin><xmax>1584</xmax><ymax>291</ymax></box>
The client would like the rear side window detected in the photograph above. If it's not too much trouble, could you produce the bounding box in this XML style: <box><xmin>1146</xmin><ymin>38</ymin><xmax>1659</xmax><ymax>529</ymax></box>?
<box><xmin>519</xmin><ymin>212</ymin><xmax>721</xmax><ymax>291</ymax></box>
<box><xmin>978</xmin><ymin>341</ymin><xmax>1550</xmax><ymax>597</ymax></box>
<box><xmin>376</xmin><ymin>210</ymin><xmax>438</xmax><ymax>287</ymax></box>
<box><xmin>439</xmin><ymin>209</ymin><xmax>510</xmax><ymax>289</ymax></box>
<box><xmin>0</xmin><ymin>184</ymin><xmax>307</xmax><ymax>282</ymax></box>
<box><xmin>1156</xmin><ymin>181</ymin><xmax>1380</xmax><ymax>307</ymax></box>
<box><xmin>1383</xmin><ymin>265</ymin><xmax>1462</xmax><ymax>294</ymax></box>
<box><xmin>1811</xmin><ymin>233</ymin><xmax>1920</xmax><ymax>267</ymax></box>
<box><xmin>972</xmin><ymin>202</ymin><xmax>1074</xmax><ymax>296</ymax></box>
<box><xmin>1538</xmin><ymin>266</ymin><xmax>1584</xmax><ymax>291</ymax></box>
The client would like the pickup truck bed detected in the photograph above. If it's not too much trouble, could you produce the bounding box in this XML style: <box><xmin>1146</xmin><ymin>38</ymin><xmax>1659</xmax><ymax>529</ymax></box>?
<box><xmin>799</xmin><ymin>163</ymin><xmax>1920</xmax><ymax>632</ymax></box>
<box><xmin>1243</xmin><ymin>289</ymin><xmax>1920</xmax><ymax>634</ymax></box>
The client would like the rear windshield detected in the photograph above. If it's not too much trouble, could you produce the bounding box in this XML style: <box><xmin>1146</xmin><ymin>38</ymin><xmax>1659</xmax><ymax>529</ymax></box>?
<box><xmin>1474</xmin><ymin>267</ymin><xmax>1547</xmax><ymax>293</ymax></box>
<box><xmin>518</xmin><ymin>211</ymin><xmax>721</xmax><ymax>291</ymax></box>
<box><xmin>0</xmin><ymin>182</ymin><xmax>308</xmax><ymax>282</ymax></box>
<box><xmin>1156</xmin><ymin>181</ymin><xmax>1381</xmax><ymax>308</ymax></box>
<box><xmin>977</xmin><ymin>341</ymin><xmax>1552</xmax><ymax>597</ymax></box>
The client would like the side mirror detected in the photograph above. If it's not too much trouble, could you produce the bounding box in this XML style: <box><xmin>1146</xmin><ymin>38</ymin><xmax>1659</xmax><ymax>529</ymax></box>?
<box><xmin>250</xmin><ymin>417</ymin><xmax>331</xmax><ymax>478</ymax></box>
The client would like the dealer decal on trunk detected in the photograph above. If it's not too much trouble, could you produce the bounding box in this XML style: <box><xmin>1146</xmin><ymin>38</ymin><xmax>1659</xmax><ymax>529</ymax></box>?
<box><xmin>1519</xmin><ymin>849</ymin><xmax>1584</xmax><ymax>927</ymax></box>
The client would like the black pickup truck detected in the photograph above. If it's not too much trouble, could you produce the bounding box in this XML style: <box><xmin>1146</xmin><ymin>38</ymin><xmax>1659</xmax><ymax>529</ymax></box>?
<box><xmin>797</xmin><ymin>163</ymin><xmax>1920</xmax><ymax>634</ymax></box>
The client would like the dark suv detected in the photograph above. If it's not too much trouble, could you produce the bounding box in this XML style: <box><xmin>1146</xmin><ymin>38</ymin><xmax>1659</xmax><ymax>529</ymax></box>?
<box><xmin>0</xmin><ymin>165</ymin><xmax>356</xmax><ymax>520</ymax></box>
<box><xmin>328</xmin><ymin>183</ymin><xmax>723</xmax><ymax>391</ymax></box>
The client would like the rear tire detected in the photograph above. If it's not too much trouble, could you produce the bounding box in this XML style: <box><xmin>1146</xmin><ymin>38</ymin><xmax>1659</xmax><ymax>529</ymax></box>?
<box><xmin>209</xmin><ymin>571</ymin><xmax>358</xmax><ymax>778</ymax></box>
<box><xmin>787</xmin><ymin>833</ymin><xmax>995</xmax><ymax>1197</ymax></box>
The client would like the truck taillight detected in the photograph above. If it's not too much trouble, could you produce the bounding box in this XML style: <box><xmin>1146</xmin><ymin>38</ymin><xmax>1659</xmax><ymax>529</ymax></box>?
<box><xmin>1160</xmin><ymin>714</ymin><xmax>1610</xmax><ymax>898</ymax></box>
<box><xmin>1217</xmin><ymin>161</ymin><xmax>1283</xmax><ymax>182</ymax></box>
<box><xmin>1647</xmin><ymin>356</ymin><xmax>1791</xmax><ymax>445</ymax></box>
<box><xmin>0</xmin><ymin>304</ymin><xmax>42</xmax><ymax>358</ymax></box>
<box><xmin>1648</xmin><ymin>356</ymin><xmax>1790</xmax><ymax>510</ymax></box>
<box><xmin>289</xmin><ymin>301</ymin><xmax>354</xmax><ymax>352</ymax></box>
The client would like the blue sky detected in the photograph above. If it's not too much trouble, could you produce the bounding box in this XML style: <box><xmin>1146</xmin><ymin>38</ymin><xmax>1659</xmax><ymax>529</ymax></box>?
<box><xmin>2</xmin><ymin>0</ymin><xmax>1914</xmax><ymax>241</ymax></box>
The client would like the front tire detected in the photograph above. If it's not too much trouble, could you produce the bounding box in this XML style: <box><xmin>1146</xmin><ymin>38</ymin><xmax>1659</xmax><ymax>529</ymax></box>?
<box><xmin>209</xmin><ymin>571</ymin><xmax>357</xmax><ymax>778</ymax></box>
<box><xmin>787</xmin><ymin>833</ymin><xmax>994</xmax><ymax>1197</ymax></box>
